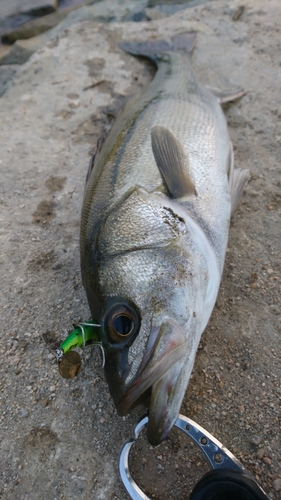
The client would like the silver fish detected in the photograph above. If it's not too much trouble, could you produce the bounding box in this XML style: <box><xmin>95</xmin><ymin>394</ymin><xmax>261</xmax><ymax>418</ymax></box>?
<box><xmin>80</xmin><ymin>33</ymin><xmax>250</xmax><ymax>445</ymax></box>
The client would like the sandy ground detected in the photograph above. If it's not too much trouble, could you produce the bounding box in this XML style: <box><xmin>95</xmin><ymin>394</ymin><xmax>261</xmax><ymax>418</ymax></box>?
<box><xmin>0</xmin><ymin>0</ymin><xmax>280</xmax><ymax>498</ymax></box>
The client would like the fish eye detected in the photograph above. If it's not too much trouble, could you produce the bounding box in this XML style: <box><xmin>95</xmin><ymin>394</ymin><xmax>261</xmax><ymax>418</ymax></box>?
<box><xmin>104</xmin><ymin>303</ymin><xmax>140</xmax><ymax>344</ymax></box>
<box><xmin>113</xmin><ymin>314</ymin><xmax>134</xmax><ymax>336</ymax></box>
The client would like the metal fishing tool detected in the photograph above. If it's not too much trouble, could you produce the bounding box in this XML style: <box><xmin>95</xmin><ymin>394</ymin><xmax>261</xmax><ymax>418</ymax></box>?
<box><xmin>119</xmin><ymin>414</ymin><xmax>269</xmax><ymax>500</ymax></box>
<box><xmin>56</xmin><ymin>320</ymin><xmax>104</xmax><ymax>379</ymax></box>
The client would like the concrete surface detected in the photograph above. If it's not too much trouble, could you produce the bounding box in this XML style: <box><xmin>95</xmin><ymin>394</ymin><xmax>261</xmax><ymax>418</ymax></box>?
<box><xmin>0</xmin><ymin>0</ymin><xmax>280</xmax><ymax>498</ymax></box>
<box><xmin>0</xmin><ymin>0</ymin><xmax>57</xmax><ymax>18</ymax></box>
<box><xmin>0</xmin><ymin>0</ymin><xmax>148</xmax><ymax>65</ymax></box>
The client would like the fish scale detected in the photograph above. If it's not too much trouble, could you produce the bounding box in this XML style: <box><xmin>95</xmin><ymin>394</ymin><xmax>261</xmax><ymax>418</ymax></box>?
<box><xmin>115</xmin><ymin>97</ymin><xmax>230</xmax><ymax>269</ymax></box>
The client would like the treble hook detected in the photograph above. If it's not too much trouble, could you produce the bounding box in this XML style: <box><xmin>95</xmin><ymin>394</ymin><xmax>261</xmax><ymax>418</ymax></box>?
<box><xmin>78</xmin><ymin>323</ymin><xmax>105</xmax><ymax>368</ymax></box>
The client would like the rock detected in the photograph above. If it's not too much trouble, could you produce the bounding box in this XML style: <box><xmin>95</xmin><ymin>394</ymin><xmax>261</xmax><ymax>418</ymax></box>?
<box><xmin>248</xmin><ymin>434</ymin><xmax>262</xmax><ymax>445</ymax></box>
<box><xmin>0</xmin><ymin>32</ymin><xmax>50</xmax><ymax>65</ymax></box>
<box><xmin>0</xmin><ymin>45</ymin><xmax>9</xmax><ymax>58</ymax></box>
<box><xmin>147</xmin><ymin>0</ymin><xmax>191</xmax><ymax>5</ymax></box>
<box><xmin>1</xmin><ymin>1</ymin><xmax>95</xmax><ymax>43</ymax></box>
<box><xmin>0</xmin><ymin>0</ymin><xmax>25</xmax><ymax>19</ymax></box>
<box><xmin>128</xmin><ymin>11</ymin><xmax>147</xmax><ymax>22</ymax></box>
<box><xmin>256</xmin><ymin>448</ymin><xmax>265</xmax><ymax>460</ymax></box>
<box><xmin>147</xmin><ymin>0</ymin><xmax>212</xmax><ymax>8</ymax></box>
<box><xmin>1</xmin><ymin>8</ymin><xmax>73</xmax><ymax>43</ymax></box>
<box><xmin>17</xmin><ymin>340</ymin><xmax>28</xmax><ymax>349</ymax></box>
<box><xmin>0</xmin><ymin>0</ymin><xmax>148</xmax><ymax>65</ymax></box>
<box><xmin>55</xmin><ymin>0</ymin><xmax>148</xmax><ymax>25</ymax></box>
<box><xmin>0</xmin><ymin>0</ymin><xmax>58</xmax><ymax>24</ymax></box>
<box><xmin>19</xmin><ymin>0</ymin><xmax>58</xmax><ymax>17</ymax></box>
<box><xmin>232</xmin><ymin>5</ymin><xmax>245</xmax><ymax>21</ymax></box>
<box><xmin>272</xmin><ymin>479</ymin><xmax>281</xmax><ymax>492</ymax></box>
<box><xmin>0</xmin><ymin>64</ymin><xmax>19</xmax><ymax>97</ymax></box>
<box><xmin>146</xmin><ymin>3</ymin><xmax>188</xmax><ymax>20</ymax></box>
<box><xmin>144</xmin><ymin>7</ymin><xmax>168</xmax><ymax>20</ymax></box>
<box><xmin>269</xmin><ymin>304</ymin><xmax>279</xmax><ymax>315</ymax></box>
<box><xmin>9</xmin><ymin>354</ymin><xmax>21</xmax><ymax>365</ymax></box>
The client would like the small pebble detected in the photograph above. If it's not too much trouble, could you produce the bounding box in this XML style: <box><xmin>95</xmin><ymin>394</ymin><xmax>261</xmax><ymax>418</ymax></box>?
<box><xmin>20</xmin><ymin>409</ymin><xmax>28</xmax><ymax>418</ymax></box>
<box><xmin>50</xmin><ymin>385</ymin><xmax>56</xmax><ymax>392</ymax></box>
<box><xmin>249</xmin><ymin>434</ymin><xmax>262</xmax><ymax>445</ymax></box>
<box><xmin>41</xmin><ymin>398</ymin><xmax>48</xmax><ymax>408</ymax></box>
<box><xmin>18</xmin><ymin>340</ymin><xmax>27</xmax><ymax>348</ymax></box>
<box><xmin>263</xmin><ymin>456</ymin><xmax>272</xmax><ymax>465</ymax></box>
<box><xmin>232</xmin><ymin>5</ymin><xmax>245</xmax><ymax>21</ymax></box>
<box><xmin>272</xmin><ymin>478</ymin><xmax>281</xmax><ymax>492</ymax></box>
<box><xmin>9</xmin><ymin>355</ymin><xmax>21</xmax><ymax>366</ymax></box>
<box><xmin>256</xmin><ymin>449</ymin><xmax>265</xmax><ymax>459</ymax></box>
<box><xmin>267</xmin><ymin>269</ymin><xmax>273</xmax><ymax>274</ymax></box>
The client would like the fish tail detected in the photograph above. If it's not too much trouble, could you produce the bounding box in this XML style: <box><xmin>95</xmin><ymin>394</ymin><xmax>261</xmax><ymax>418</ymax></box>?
<box><xmin>119</xmin><ymin>32</ymin><xmax>196</xmax><ymax>64</ymax></box>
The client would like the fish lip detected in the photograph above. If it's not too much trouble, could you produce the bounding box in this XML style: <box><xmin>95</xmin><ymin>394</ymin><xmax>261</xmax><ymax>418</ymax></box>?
<box><xmin>117</xmin><ymin>319</ymin><xmax>188</xmax><ymax>419</ymax></box>
<box><xmin>146</xmin><ymin>358</ymin><xmax>186</xmax><ymax>446</ymax></box>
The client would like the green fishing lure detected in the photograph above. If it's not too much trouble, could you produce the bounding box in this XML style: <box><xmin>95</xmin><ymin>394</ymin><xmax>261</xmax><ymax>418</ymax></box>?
<box><xmin>57</xmin><ymin>321</ymin><xmax>100</xmax><ymax>355</ymax></box>
<box><xmin>56</xmin><ymin>321</ymin><xmax>104</xmax><ymax>379</ymax></box>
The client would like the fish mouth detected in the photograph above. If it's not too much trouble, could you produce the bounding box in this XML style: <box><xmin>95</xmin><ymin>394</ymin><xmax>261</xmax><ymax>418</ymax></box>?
<box><xmin>117</xmin><ymin>318</ymin><xmax>190</xmax><ymax>445</ymax></box>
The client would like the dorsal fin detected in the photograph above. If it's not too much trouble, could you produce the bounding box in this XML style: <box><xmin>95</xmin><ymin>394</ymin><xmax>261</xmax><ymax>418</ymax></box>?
<box><xmin>85</xmin><ymin>136</ymin><xmax>105</xmax><ymax>186</ymax></box>
<box><xmin>151</xmin><ymin>126</ymin><xmax>196</xmax><ymax>198</ymax></box>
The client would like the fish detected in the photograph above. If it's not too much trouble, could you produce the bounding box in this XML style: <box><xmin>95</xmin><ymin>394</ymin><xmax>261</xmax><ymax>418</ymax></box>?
<box><xmin>80</xmin><ymin>33</ymin><xmax>250</xmax><ymax>445</ymax></box>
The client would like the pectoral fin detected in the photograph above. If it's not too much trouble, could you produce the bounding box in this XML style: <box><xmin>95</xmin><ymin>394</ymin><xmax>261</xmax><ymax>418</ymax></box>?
<box><xmin>151</xmin><ymin>126</ymin><xmax>196</xmax><ymax>198</ymax></box>
<box><xmin>207</xmin><ymin>86</ymin><xmax>247</xmax><ymax>104</ymax></box>
<box><xmin>230</xmin><ymin>168</ymin><xmax>250</xmax><ymax>215</ymax></box>
<box><xmin>227</xmin><ymin>142</ymin><xmax>250</xmax><ymax>215</ymax></box>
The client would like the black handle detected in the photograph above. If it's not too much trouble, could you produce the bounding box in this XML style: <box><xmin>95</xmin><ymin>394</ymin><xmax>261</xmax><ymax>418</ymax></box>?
<box><xmin>190</xmin><ymin>469</ymin><xmax>269</xmax><ymax>500</ymax></box>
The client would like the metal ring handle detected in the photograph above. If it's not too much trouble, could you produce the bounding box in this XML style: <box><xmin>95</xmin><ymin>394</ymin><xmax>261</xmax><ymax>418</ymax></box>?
<box><xmin>119</xmin><ymin>416</ymin><xmax>150</xmax><ymax>500</ymax></box>
<box><xmin>119</xmin><ymin>414</ymin><xmax>250</xmax><ymax>500</ymax></box>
